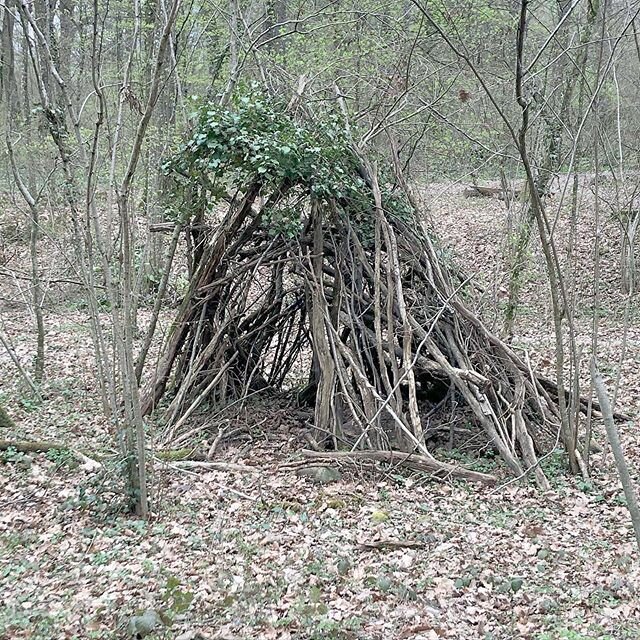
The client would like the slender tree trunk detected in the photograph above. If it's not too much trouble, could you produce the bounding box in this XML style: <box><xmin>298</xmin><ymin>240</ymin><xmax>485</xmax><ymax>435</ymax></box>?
<box><xmin>1</xmin><ymin>0</ymin><xmax>21</xmax><ymax>115</ymax></box>
<box><xmin>3</xmin><ymin>6</ymin><xmax>45</xmax><ymax>386</ymax></box>
<box><xmin>591</xmin><ymin>359</ymin><xmax>640</xmax><ymax>552</ymax></box>
<box><xmin>113</xmin><ymin>0</ymin><xmax>182</xmax><ymax>517</ymax></box>
<box><xmin>504</xmin><ymin>0</ymin><xmax>600</xmax><ymax>336</ymax></box>
<box><xmin>221</xmin><ymin>0</ymin><xmax>240</xmax><ymax>105</ymax></box>
<box><xmin>5</xmin><ymin>143</ymin><xmax>46</xmax><ymax>384</ymax></box>
<box><xmin>514</xmin><ymin>0</ymin><xmax>577</xmax><ymax>472</ymax></box>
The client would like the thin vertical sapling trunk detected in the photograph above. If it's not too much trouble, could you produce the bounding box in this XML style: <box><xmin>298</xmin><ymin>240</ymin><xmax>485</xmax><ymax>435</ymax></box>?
<box><xmin>3</xmin><ymin>4</ymin><xmax>46</xmax><ymax>386</ymax></box>
<box><xmin>17</xmin><ymin>0</ymin><xmax>182</xmax><ymax>516</ymax></box>
<box><xmin>582</xmin><ymin>0</ymin><xmax>607</xmax><ymax>471</ymax></box>
<box><xmin>17</xmin><ymin>0</ymin><xmax>118</xmax><ymax>418</ymax></box>
<box><xmin>134</xmin><ymin>222</ymin><xmax>183</xmax><ymax>383</ymax></box>
<box><xmin>503</xmin><ymin>0</ymin><xmax>600</xmax><ymax>337</ymax></box>
<box><xmin>113</xmin><ymin>0</ymin><xmax>182</xmax><ymax>518</ymax></box>
<box><xmin>5</xmin><ymin>136</ymin><xmax>46</xmax><ymax>385</ymax></box>
<box><xmin>513</xmin><ymin>0</ymin><xmax>577</xmax><ymax>472</ymax></box>
<box><xmin>591</xmin><ymin>359</ymin><xmax>640</xmax><ymax>552</ymax></box>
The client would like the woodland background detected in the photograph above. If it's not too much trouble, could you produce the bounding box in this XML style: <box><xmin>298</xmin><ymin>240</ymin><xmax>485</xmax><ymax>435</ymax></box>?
<box><xmin>1</xmin><ymin>0</ymin><xmax>640</xmax><ymax>638</ymax></box>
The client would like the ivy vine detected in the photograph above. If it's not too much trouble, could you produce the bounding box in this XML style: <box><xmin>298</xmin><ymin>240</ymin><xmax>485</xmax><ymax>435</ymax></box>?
<box><xmin>164</xmin><ymin>87</ymin><xmax>412</xmax><ymax>238</ymax></box>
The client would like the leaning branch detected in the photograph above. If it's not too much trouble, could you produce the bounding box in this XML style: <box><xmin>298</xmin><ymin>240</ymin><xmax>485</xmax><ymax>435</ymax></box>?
<box><xmin>591</xmin><ymin>359</ymin><xmax>640</xmax><ymax>551</ymax></box>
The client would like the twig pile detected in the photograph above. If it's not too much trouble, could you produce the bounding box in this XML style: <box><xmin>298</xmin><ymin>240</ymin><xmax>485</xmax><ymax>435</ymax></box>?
<box><xmin>140</xmin><ymin>94</ymin><xmax>571</xmax><ymax>486</ymax></box>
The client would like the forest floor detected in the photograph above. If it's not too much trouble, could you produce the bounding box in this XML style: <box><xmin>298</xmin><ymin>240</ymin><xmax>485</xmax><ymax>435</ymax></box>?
<box><xmin>1</xmin><ymin>178</ymin><xmax>640</xmax><ymax>640</ymax></box>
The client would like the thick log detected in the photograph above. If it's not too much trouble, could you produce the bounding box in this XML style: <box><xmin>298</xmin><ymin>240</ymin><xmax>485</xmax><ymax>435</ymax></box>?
<box><xmin>0</xmin><ymin>439</ymin><xmax>63</xmax><ymax>453</ymax></box>
<box><xmin>0</xmin><ymin>440</ymin><xmax>101</xmax><ymax>470</ymax></box>
<box><xmin>0</xmin><ymin>440</ymin><xmax>209</xmax><ymax>466</ymax></box>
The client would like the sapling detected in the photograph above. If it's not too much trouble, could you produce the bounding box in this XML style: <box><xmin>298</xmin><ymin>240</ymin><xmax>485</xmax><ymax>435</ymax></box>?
<box><xmin>591</xmin><ymin>358</ymin><xmax>640</xmax><ymax>552</ymax></box>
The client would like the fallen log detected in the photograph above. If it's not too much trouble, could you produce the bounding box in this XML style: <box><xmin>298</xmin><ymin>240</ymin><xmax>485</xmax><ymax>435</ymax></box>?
<box><xmin>0</xmin><ymin>439</ymin><xmax>101</xmax><ymax>470</ymax></box>
<box><xmin>0</xmin><ymin>440</ymin><xmax>212</xmax><ymax>468</ymax></box>
<box><xmin>299</xmin><ymin>449</ymin><xmax>497</xmax><ymax>486</ymax></box>
<box><xmin>359</xmin><ymin>539</ymin><xmax>428</xmax><ymax>550</ymax></box>
<box><xmin>0</xmin><ymin>439</ymin><xmax>73</xmax><ymax>454</ymax></box>
<box><xmin>464</xmin><ymin>185</ymin><xmax>520</xmax><ymax>199</ymax></box>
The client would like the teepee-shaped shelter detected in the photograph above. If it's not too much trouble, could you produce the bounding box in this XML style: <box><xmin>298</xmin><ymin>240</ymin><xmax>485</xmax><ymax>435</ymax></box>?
<box><xmin>141</xmin><ymin>93</ymin><xmax>580</xmax><ymax>487</ymax></box>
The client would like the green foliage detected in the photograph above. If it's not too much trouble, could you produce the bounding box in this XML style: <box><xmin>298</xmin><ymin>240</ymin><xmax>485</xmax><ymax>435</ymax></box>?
<box><xmin>45</xmin><ymin>447</ymin><xmax>78</xmax><ymax>470</ymax></box>
<box><xmin>169</xmin><ymin>89</ymin><xmax>362</xmax><ymax>219</ymax></box>
<box><xmin>0</xmin><ymin>446</ymin><xmax>31</xmax><ymax>468</ymax></box>
<box><xmin>182</xmin><ymin>91</ymin><xmax>356</xmax><ymax>194</ymax></box>
<box><xmin>540</xmin><ymin>449</ymin><xmax>569</xmax><ymax>481</ymax></box>
<box><xmin>536</xmin><ymin>630</ymin><xmax>616</xmax><ymax>640</ymax></box>
<box><xmin>161</xmin><ymin>573</ymin><xmax>194</xmax><ymax>618</ymax></box>
<box><xmin>166</xmin><ymin>88</ymin><xmax>412</xmax><ymax>238</ymax></box>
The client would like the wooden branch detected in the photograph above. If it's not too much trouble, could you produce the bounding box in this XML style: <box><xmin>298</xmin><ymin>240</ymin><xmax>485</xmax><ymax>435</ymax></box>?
<box><xmin>148</xmin><ymin>222</ymin><xmax>210</xmax><ymax>233</ymax></box>
<box><xmin>464</xmin><ymin>185</ymin><xmax>520</xmax><ymax>199</ymax></box>
<box><xmin>0</xmin><ymin>440</ymin><xmax>101</xmax><ymax>470</ymax></box>
<box><xmin>149</xmin><ymin>222</ymin><xmax>179</xmax><ymax>233</ymax></box>
<box><xmin>359</xmin><ymin>539</ymin><xmax>428</xmax><ymax>550</ymax></box>
<box><xmin>140</xmin><ymin>181</ymin><xmax>262</xmax><ymax>415</ymax></box>
<box><xmin>0</xmin><ymin>440</ymin><xmax>229</xmax><ymax>471</ymax></box>
<box><xmin>158</xmin><ymin>460</ymin><xmax>257</xmax><ymax>473</ymax></box>
<box><xmin>0</xmin><ymin>439</ymin><xmax>65</xmax><ymax>454</ymax></box>
<box><xmin>300</xmin><ymin>449</ymin><xmax>496</xmax><ymax>485</ymax></box>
